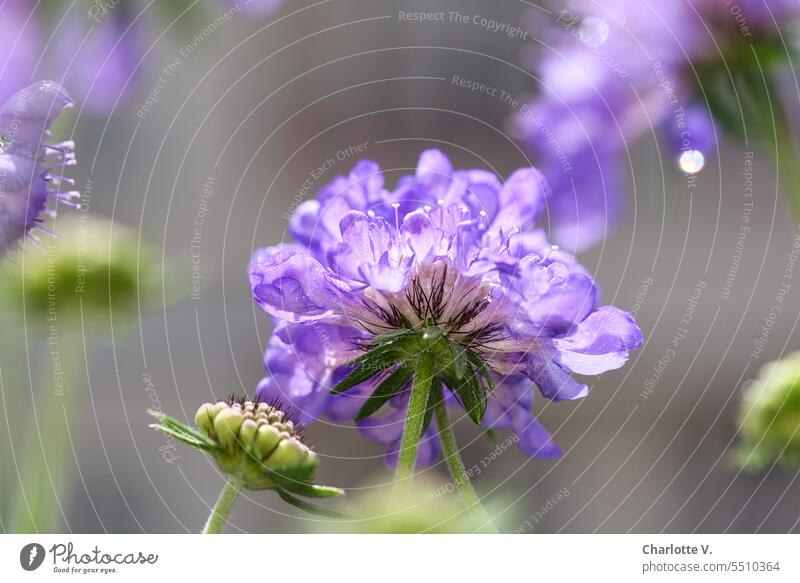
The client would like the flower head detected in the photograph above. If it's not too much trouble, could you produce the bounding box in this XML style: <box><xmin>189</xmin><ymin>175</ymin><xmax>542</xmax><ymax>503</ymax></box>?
<box><xmin>149</xmin><ymin>397</ymin><xmax>344</xmax><ymax>512</ymax></box>
<box><xmin>0</xmin><ymin>80</ymin><xmax>77</xmax><ymax>256</ymax></box>
<box><xmin>733</xmin><ymin>352</ymin><xmax>800</xmax><ymax>471</ymax></box>
<box><xmin>250</xmin><ymin>150</ymin><xmax>642</xmax><ymax>466</ymax></box>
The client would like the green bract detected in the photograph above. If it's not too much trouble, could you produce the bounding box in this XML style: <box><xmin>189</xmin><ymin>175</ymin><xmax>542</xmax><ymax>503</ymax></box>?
<box><xmin>733</xmin><ymin>352</ymin><xmax>800</xmax><ymax>471</ymax></box>
<box><xmin>332</xmin><ymin>326</ymin><xmax>494</xmax><ymax>428</ymax></box>
<box><xmin>148</xmin><ymin>398</ymin><xmax>344</xmax><ymax>517</ymax></box>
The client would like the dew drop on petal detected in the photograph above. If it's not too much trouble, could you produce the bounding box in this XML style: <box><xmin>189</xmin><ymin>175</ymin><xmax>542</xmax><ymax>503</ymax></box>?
<box><xmin>679</xmin><ymin>150</ymin><xmax>705</xmax><ymax>174</ymax></box>
<box><xmin>578</xmin><ymin>17</ymin><xmax>609</xmax><ymax>48</ymax></box>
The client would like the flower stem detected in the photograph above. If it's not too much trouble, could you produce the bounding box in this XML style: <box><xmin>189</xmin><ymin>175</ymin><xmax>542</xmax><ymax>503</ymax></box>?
<box><xmin>434</xmin><ymin>396</ymin><xmax>498</xmax><ymax>533</ymax></box>
<box><xmin>202</xmin><ymin>476</ymin><xmax>242</xmax><ymax>534</ymax></box>
<box><xmin>9</xmin><ymin>320</ymin><xmax>83</xmax><ymax>533</ymax></box>
<box><xmin>393</xmin><ymin>350</ymin><xmax>434</xmax><ymax>496</ymax></box>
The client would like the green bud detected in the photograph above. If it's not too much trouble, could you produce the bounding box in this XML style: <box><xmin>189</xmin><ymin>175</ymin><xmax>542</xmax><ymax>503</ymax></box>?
<box><xmin>168</xmin><ymin>397</ymin><xmax>320</xmax><ymax>490</ymax></box>
<box><xmin>0</xmin><ymin>216</ymin><xmax>160</xmax><ymax>323</ymax></box>
<box><xmin>195</xmin><ymin>404</ymin><xmax>215</xmax><ymax>436</ymax></box>
<box><xmin>733</xmin><ymin>352</ymin><xmax>800</xmax><ymax>471</ymax></box>
<box><xmin>264</xmin><ymin>439</ymin><xmax>308</xmax><ymax>471</ymax></box>
<box><xmin>254</xmin><ymin>424</ymin><xmax>281</xmax><ymax>459</ymax></box>
<box><xmin>238</xmin><ymin>419</ymin><xmax>258</xmax><ymax>449</ymax></box>
<box><xmin>213</xmin><ymin>408</ymin><xmax>244</xmax><ymax>451</ymax></box>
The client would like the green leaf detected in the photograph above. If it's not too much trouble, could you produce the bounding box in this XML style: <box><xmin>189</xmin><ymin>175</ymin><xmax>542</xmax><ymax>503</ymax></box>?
<box><xmin>331</xmin><ymin>346</ymin><xmax>404</xmax><ymax>395</ymax></box>
<box><xmin>369</xmin><ymin>328</ymin><xmax>417</xmax><ymax>346</ymax></box>
<box><xmin>420</xmin><ymin>381</ymin><xmax>444</xmax><ymax>435</ymax></box>
<box><xmin>447</xmin><ymin>366</ymin><xmax>487</xmax><ymax>425</ymax></box>
<box><xmin>276</xmin><ymin>489</ymin><xmax>350</xmax><ymax>519</ymax></box>
<box><xmin>147</xmin><ymin>409</ymin><xmax>218</xmax><ymax>449</ymax></box>
<box><xmin>466</xmin><ymin>351</ymin><xmax>495</xmax><ymax>393</ymax></box>
<box><xmin>449</xmin><ymin>341</ymin><xmax>469</xmax><ymax>380</ymax></box>
<box><xmin>354</xmin><ymin>366</ymin><xmax>413</xmax><ymax>421</ymax></box>
<box><xmin>275</xmin><ymin>479</ymin><xmax>344</xmax><ymax>498</ymax></box>
<box><xmin>148</xmin><ymin>424</ymin><xmax>213</xmax><ymax>451</ymax></box>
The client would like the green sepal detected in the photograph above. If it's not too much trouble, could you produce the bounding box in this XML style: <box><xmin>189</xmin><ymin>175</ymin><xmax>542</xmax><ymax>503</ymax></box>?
<box><xmin>466</xmin><ymin>350</ymin><xmax>495</xmax><ymax>393</ymax></box>
<box><xmin>354</xmin><ymin>366</ymin><xmax>414</xmax><ymax>421</ymax></box>
<box><xmin>331</xmin><ymin>340</ymin><xmax>412</xmax><ymax>394</ymax></box>
<box><xmin>449</xmin><ymin>340</ymin><xmax>469</xmax><ymax>380</ymax></box>
<box><xmin>275</xmin><ymin>479</ymin><xmax>344</xmax><ymax>498</ymax></box>
<box><xmin>276</xmin><ymin>489</ymin><xmax>350</xmax><ymax>519</ymax></box>
<box><xmin>149</xmin><ymin>424</ymin><xmax>214</xmax><ymax>451</ymax></box>
<box><xmin>420</xmin><ymin>381</ymin><xmax>442</xmax><ymax>435</ymax></box>
<box><xmin>147</xmin><ymin>409</ymin><xmax>219</xmax><ymax>450</ymax></box>
<box><xmin>446</xmin><ymin>365</ymin><xmax>487</xmax><ymax>425</ymax></box>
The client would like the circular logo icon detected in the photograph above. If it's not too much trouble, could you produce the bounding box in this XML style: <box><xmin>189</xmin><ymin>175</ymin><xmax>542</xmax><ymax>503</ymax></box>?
<box><xmin>20</xmin><ymin>543</ymin><xmax>46</xmax><ymax>571</ymax></box>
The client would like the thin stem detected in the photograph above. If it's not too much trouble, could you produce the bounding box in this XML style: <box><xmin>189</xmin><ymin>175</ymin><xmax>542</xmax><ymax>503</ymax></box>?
<box><xmin>10</xmin><ymin>319</ymin><xmax>83</xmax><ymax>533</ymax></box>
<box><xmin>434</xmin><ymin>396</ymin><xmax>498</xmax><ymax>533</ymax></box>
<box><xmin>202</xmin><ymin>476</ymin><xmax>242</xmax><ymax>534</ymax></box>
<box><xmin>393</xmin><ymin>350</ymin><xmax>434</xmax><ymax>496</ymax></box>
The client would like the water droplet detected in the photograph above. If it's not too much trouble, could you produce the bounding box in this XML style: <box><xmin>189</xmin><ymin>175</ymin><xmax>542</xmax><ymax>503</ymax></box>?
<box><xmin>679</xmin><ymin>150</ymin><xmax>705</xmax><ymax>174</ymax></box>
<box><xmin>578</xmin><ymin>17</ymin><xmax>609</xmax><ymax>48</ymax></box>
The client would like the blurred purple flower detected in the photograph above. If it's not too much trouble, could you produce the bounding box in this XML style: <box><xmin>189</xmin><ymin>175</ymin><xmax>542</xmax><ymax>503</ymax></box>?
<box><xmin>216</xmin><ymin>0</ymin><xmax>284</xmax><ymax>17</ymax></box>
<box><xmin>250</xmin><ymin>150</ymin><xmax>642</xmax><ymax>466</ymax></box>
<box><xmin>0</xmin><ymin>0</ymin><xmax>39</xmax><ymax>103</ymax></box>
<box><xmin>52</xmin><ymin>5</ymin><xmax>145</xmax><ymax>114</ymax></box>
<box><xmin>514</xmin><ymin>0</ymin><xmax>800</xmax><ymax>251</ymax></box>
<box><xmin>0</xmin><ymin>81</ymin><xmax>78</xmax><ymax>255</ymax></box>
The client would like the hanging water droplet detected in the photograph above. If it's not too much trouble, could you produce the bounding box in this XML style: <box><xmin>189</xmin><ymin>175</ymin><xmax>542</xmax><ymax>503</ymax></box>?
<box><xmin>679</xmin><ymin>150</ymin><xmax>705</xmax><ymax>174</ymax></box>
<box><xmin>578</xmin><ymin>17</ymin><xmax>609</xmax><ymax>48</ymax></box>
<box><xmin>0</xmin><ymin>135</ymin><xmax>9</xmax><ymax>153</ymax></box>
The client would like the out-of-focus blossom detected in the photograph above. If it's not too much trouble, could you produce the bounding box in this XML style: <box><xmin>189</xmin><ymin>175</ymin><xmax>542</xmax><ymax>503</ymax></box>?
<box><xmin>514</xmin><ymin>0</ymin><xmax>800</xmax><ymax>252</ymax></box>
<box><xmin>0</xmin><ymin>216</ymin><xmax>164</xmax><ymax>322</ymax></box>
<box><xmin>217</xmin><ymin>0</ymin><xmax>284</xmax><ymax>17</ymax></box>
<box><xmin>52</xmin><ymin>4</ymin><xmax>145</xmax><ymax>114</ymax></box>
<box><xmin>250</xmin><ymin>150</ymin><xmax>643</xmax><ymax>466</ymax></box>
<box><xmin>0</xmin><ymin>81</ymin><xmax>77</xmax><ymax>256</ymax></box>
<box><xmin>0</xmin><ymin>1</ymin><xmax>39</xmax><ymax>103</ymax></box>
<box><xmin>733</xmin><ymin>352</ymin><xmax>800</xmax><ymax>471</ymax></box>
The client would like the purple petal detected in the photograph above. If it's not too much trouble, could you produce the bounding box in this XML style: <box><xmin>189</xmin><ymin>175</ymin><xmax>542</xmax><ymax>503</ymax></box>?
<box><xmin>357</xmin><ymin>408</ymin><xmax>406</xmax><ymax>445</ymax></box>
<box><xmin>0</xmin><ymin>81</ymin><xmax>73</xmax><ymax>146</ymax></box>
<box><xmin>509</xmin><ymin>406</ymin><xmax>562</xmax><ymax>458</ymax></box>
<box><xmin>415</xmin><ymin>149</ymin><xmax>453</xmax><ymax>196</ymax></box>
<box><xmin>554</xmin><ymin>306</ymin><xmax>643</xmax><ymax>375</ymax></box>
<box><xmin>249</xmin><ymin>245</ymin><xmax>343</xmax><ymax>321</ymax></box>
<box><xmin>493</xmin><ymin>167</ymin><xmax>550</xmax><ymax>232</ymax></box>
<box><xmin>528</xmin><ymin>353</ymin><xmax>589</xmax><ymax>402</ymax></box>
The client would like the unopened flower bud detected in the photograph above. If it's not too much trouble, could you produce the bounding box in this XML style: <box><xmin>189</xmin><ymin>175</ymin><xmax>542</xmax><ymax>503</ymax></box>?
<box><xmin>255</xmin><ymin>424</ymin><xmax>281</xmax><ymax>459</ymax></box>
<box><xmin>213</xmin><ymin>407</ymin><xmax>244</xmax><ymax>451</ymax></box>
<box><xmin>734</xmin><ymin>352</ymin><xmax>800</xmax><ymax>471</ymax></box>
<box><xmin>264</xmin><ymin>439</ymin><xmax>308</xmax><ymax>471</ymax></box>
<box><xmin>239</xmin><ymin>419</ymin><xmax>258</xmax><ymax>449</ymax></box>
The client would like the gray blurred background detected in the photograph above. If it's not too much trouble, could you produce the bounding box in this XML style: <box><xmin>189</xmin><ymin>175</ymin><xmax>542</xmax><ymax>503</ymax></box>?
<box><xmin>2</xmin><ymin>0</ymin><xmax>800</xmax><ymax>533</ymax></box>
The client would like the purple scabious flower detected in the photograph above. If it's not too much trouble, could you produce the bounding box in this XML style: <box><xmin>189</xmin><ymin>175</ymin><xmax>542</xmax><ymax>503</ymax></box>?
<box><xmin>0</xmin><ymin>0</ymin><xmax>39</xmax><ymax>103</ymax></box>
<box><xmin>250</xmin><ymin>150</ymin><xmax>642</xmax><ymax>466</ymax></box>
<box><xmin>514</xmin><ymin>0</ymin><xmax>800</xmax><ymax>252</ymax></box>
<box><xmin>0</xmin><ymin>81</ymin><xmax>78</xmax><ymax>255</ymax></box>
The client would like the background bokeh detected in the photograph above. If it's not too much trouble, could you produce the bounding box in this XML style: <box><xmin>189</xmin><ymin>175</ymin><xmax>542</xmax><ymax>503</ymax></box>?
<box><xmin>2</xmin><ymin>0</ymin><xmax>800</xmax><ymax>533</ymax></box>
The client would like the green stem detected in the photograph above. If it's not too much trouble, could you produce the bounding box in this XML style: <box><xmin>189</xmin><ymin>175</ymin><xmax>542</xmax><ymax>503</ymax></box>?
<box><xmin>393</xmin><ymin>350</ymin><xmax>434</xmax><ymax>496</ymax></box>
<box><xmin>9</xmin><ymin>320</ymin><xmax>83</xmax><ymax>533</ymax></box>
<box><xmin>773</xmin><ymin>112</ymin><xmax>800</xmax><ymax>221</ymax></box>
<box><xmin>434</xmin><ymin>396</ymin><xmax>498</xmax><ymax>533</ymax></box>
<box><xmin>202</xmin><ymin>476</ymin><xmax>242</xmax><ymax>534</ymax></box>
